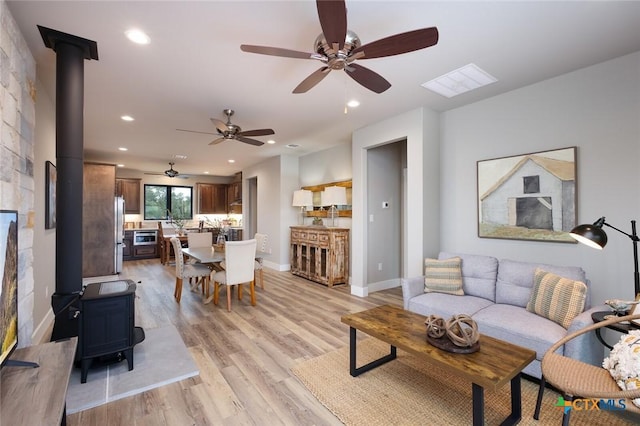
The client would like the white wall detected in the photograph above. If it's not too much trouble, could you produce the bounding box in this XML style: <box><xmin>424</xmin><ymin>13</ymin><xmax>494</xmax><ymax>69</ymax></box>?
<box><xmin>298</xmin><ymin>143</ymin><xmax>351</xmax><ymax>187</ymax></box>
<box><xmin>440</xmin><ymin>51</ymin><xmax>640</xmax><ymax>305</ymax></box>
<box><xmin>32</xmin><ymin>79</ymin><xmax>56</xmax><ymax>343</ymax></box>
<box><xmin>242</xmin><ymin>154</ymin><xmax>299</xmax><ymax>270</ymax></box>
<box><xmin>352</xmin><ymin>107</ymin><xmax>440</xmax><ymax>296</ymax></box>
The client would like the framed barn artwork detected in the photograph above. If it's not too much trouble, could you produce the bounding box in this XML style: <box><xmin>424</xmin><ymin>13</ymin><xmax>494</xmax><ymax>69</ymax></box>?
<box><xmin>477</xmin><ymin>147</ymin><xmax>577</xmax><ymax>243</ymax></box>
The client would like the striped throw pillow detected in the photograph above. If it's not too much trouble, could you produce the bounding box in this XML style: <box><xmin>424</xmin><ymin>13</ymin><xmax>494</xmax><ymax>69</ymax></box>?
<box><xmin>526</xmin><ymin>268</ymin><xmax>587</xmax><ymax>329</ymax></box>
<box><xmin>424</xmin><ymin>257</ymin><xmax>464</xmax><ymax>295</ymax></box>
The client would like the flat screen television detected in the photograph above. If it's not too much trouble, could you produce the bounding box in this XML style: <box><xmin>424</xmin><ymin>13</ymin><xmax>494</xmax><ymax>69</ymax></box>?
<box><xmin>1</xmin><ymin>210</ymin><xmax>18</xmax><ymax>367</ymax></box>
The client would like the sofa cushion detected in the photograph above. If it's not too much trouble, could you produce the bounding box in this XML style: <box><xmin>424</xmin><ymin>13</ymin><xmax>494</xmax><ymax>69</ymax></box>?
<box><xmin>473</xmin><ymin>304</ymin><xmax>567</xmax><ymax>362</ymax></box>
<box><xmin>424</xmin><ymin>257</ymin><xmax>464</xmax><ymax>295</ymax></box>
<box><xmin>408</xmin><ymin>292</ymin><xmax>494</xmax><ymax>319</ymax></box>
<box><xmin>526</xmin><ymin>268</ymin><xmax>587</xmax><ymax>328</ymax></box>
<box><xmin>496</xmin><ymin>259</ymin><xmax>587</xmax><ymax>308</ymax></box>
<box><xmin>439</xmin><ymin>252</ymin><xmax>498</xmax><ymax>302</ymax></box>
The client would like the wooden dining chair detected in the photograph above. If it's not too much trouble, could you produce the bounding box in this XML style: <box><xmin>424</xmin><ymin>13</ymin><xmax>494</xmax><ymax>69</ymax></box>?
<box><xmin>170</xmin><ymin>237</ymin><xmax>212</xmax><ymax>303</ymax></box>
<box><xmin>211</xmin><ymin>239</ymin><xmax>257</xmax><ymax>311</ymax></box>
<box><xmin>254</xmin><ymin>233</ymin><xmax>268</xmax><ymax>289</ymax></box>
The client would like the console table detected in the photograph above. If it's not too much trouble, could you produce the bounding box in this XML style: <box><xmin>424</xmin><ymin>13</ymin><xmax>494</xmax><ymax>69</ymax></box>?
<box><xmin>290</xmin><ymin>226</ymin><xmax>349</xmax><ymax>287</ymax></box>
<box><xmin>1</xmin><ymin>337</ymin><xmax>77</xmax><ymax>426</ymax></box>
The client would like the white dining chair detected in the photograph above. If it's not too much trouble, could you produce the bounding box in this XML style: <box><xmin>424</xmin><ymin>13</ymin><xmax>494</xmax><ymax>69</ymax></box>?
<box><xmin>188</xmin><ymin>231</ymin><xmax>212</xmax><ymax>248</ymax></box>
<box><xmin>170</xmin><ymin>237</ymin><xmax>211</xmax><ymax>303</ymax></box>
<box><xmin>211</xmin><ymin>239</ymin><xmax>257</xmax><ymax>311</ymax></box>
<box><xmin>254</xmin><ymin>233</ymin><xmax>268</xmax><ymax>289</ymax></box>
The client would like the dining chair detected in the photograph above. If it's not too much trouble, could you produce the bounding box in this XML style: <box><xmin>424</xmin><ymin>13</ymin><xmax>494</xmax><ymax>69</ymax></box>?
<box><xmin>211</xmin><ymin>239</ymin><xmax>257</xmax><ymax>311</ymax></box>
<box><xmin>170</xmin><ymin>237</ymin><xmax>212</xmax><ymax>303</ymax></box>
<box><xmin>533</xmin><ymin>313</ymin><xmax>640</xmax><ymax>424</ymax></box>
<box><xmin>254</xmin><ymin>233</ymin><xmax>268</xmax><ymax>289</ymax></box>
<box><xmin>188</xmin><ymin>231</ymin><xmax>212</xmax><ymax>248</ymax></box>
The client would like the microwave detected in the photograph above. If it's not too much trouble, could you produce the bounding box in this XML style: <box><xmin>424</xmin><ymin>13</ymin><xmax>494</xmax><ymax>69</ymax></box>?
<box><xmin>133</xmin><ymin>230</ymin><xmax>157</xmax><ymax>246</ymax></box>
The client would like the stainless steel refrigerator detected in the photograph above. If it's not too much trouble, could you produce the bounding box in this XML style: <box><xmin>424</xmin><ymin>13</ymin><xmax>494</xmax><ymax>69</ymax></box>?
<box><xmin>115</xmin><ymin>196</ymin><xmax>125</xmax><ymax>273</ymax></box>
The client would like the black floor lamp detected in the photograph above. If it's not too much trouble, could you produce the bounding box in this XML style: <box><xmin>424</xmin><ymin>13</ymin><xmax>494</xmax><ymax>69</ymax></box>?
<box><xmin>569</xmin><ymin>217</ymin><xmax>640</xmax><ymax>297</ymax></box>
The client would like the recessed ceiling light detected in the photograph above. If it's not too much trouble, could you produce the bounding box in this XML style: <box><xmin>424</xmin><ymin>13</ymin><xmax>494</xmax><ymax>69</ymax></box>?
<box><xmin>347</xmin><ymin>100</ymin><xmax>360</xmax><ymax>108</ymax></box>
<box><xmin>203</xmin><ymin>171</ymin><xmax>210</xmax><ymax>174</ymax></box>
<box><xmin>121</xmin><ymin>115</ymin><xmax>134</xmax><ymax>121</ymax></box>
<box><xmin>421</xmin><ymin>63</ymin><xmax>497</xmax><ymax>98</ymax></box>
<box><xmin>117</xmin><ymin>164</ymin><xmax>125</xmax><ymax>168</ymax></box>
<box><xmin>228</xmin><ymin>159</ymin><xmax>235</xmax><ymax>163</ymax></box>
<box><xmin>118</xmin><ymin>147</ymin><xmax>128</xmax><ymax>151</ymax></box>
<box><xmin>174</xmin><ymin>154</ymin><xmax>187</xmax><ymax>160</ymax></box>
<box><xmin>267</xmin><ymin>140</ymin><xmax>276</xmax><ymax>144</ymax></box>
<box><xmin>286</xmin><ymin>144</ymin><xmax>299</xmax><ymax>149</ymax></box>
<box><xmin>125</xmin><ymin>29</ymin><xmax>150</xmax><ymax>45</ymax></box>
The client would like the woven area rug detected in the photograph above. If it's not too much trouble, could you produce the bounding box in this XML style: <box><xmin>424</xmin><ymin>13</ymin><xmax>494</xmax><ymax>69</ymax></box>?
<box><xmin>66</xmin><ymin>324</ymin><xmax>199</xmax><ymax>414</ymax></box>
<box><xmin>292</xmin><ymin>338</ymin><xmax>638</xmax><ymax>426</ymax></box>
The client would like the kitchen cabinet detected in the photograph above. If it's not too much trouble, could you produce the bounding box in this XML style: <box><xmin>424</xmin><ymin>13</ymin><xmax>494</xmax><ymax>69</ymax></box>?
<box><xmin>116</xmin><ymin>178</ymin><xmax>141</xmax><ymax>214</ymax></box>
<box><xmin>197</xmin><ymin>183</ymin><xmax>227</xmax><ymax>214</ymax></box>
<box><xmin>123</xmin><ymin>231</ymin><xmax>133</xmax><ymax>260</ymax></box>
<box><xmin>290</xmin><ymin>226</ymin><xmax>349</xmax><ymax>288</ymax></box>
<box><xmin>227</xmin><ymin>182</ymin><xmax>242</xmax><ymax>214</ymax></box>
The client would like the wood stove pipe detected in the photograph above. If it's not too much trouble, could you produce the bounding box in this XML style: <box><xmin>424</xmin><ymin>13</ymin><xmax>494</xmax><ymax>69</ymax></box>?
<box><xmin>39</xmin><ymin>26</ymin><xmax>98</xmax><ymax>341</ymax></box>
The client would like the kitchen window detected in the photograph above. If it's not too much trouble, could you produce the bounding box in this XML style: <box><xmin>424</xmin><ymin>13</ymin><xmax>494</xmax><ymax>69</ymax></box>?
<box><xmin>144</xmin><ymin>184</ymin><xmax>193</xmax><ymax>220</ymax></box>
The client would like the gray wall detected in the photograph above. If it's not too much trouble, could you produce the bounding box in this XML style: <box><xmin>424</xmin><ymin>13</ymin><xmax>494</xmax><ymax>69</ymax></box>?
<box><xmin>366</xmin><ymin>141</ymin><xmax>405</xmax><ymax>284</ymax></box>
<box><xmin>440</xmin><ymin>51</ymin><xmax>640</xmax><ymax>305</ymax></box>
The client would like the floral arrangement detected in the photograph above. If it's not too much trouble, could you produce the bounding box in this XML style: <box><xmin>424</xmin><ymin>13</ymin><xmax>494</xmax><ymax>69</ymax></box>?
<box><xmin>602</xmin><ymin>329</ymin><xmax>640</xmax><ymax>407</ymax></box>
<box><xmin>167</xmin><ymin>210</ymin><xmax>187</xmax><ymax>233</ymax></box>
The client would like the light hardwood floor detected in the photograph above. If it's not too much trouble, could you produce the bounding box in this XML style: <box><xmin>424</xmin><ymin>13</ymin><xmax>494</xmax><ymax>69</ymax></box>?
<box><xmin>68</xmin><ymin>259</ymin><xmax>403</xmax><ymax>425</ymax></box>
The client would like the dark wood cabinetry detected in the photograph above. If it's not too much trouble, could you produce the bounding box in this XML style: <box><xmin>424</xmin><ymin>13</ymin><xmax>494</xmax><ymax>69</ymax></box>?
<box><xmin>227</xmin><ymin>182</ymin><xmax>242</xmax><ymax>213</ymax></box>
<box><xmin>198</xmin><ymin>183</ymin><xmax>228</xmax><ymax>214</ymax></box>
<box><xmin>123</xmin><ymin>230</ymin><xmax>158</xmax><ymax>260</ymax></box>
<box><xmin>116</xmin><ymin>178</ymin><xmax>141</xmax><ymax>214</ymax></box>
<box><xmin>83</xmin><ymin>162</ymin><xmax>116</xmax><ymax>277</ymax></box>
<box><xmin>123</xmin><ymin>231</ymin><xmax>133</xmax><ymax>260</ymax></box>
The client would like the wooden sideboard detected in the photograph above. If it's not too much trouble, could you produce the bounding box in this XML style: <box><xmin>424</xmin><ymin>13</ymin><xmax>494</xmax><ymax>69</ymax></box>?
<box><xmin>1</xmin><ymin>337</ymin><xmax>77</xmax><ymax>426</ymax></box>
<box><xmin>290</xmin><ymin>226</ymin><xmax>349</xmax><ymax>287</ymax></box>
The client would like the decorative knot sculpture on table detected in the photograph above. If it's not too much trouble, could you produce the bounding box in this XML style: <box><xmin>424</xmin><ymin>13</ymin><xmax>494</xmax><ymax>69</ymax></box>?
<box><xmin>425</xmin><ymin>314</ymin><xmax>480</xmax><ymax>353</ymax></box>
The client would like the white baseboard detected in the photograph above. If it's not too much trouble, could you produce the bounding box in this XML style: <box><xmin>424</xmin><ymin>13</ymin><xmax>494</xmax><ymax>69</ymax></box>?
<box><xmin>32</xmin><ymin>308</ymin><xmax>54</xmax><ymax>344</ymax></box>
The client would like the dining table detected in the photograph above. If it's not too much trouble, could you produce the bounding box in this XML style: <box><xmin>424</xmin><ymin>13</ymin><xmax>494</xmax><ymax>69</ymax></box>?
<box><xmin>181</xmin><ymin>245</ymin><xmax>268</xmax><ymax>304</ymax></box>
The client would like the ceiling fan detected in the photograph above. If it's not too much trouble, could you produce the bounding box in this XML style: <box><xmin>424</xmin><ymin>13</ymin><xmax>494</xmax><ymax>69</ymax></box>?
<box><xmin>240</xmin><ymin>0</ymin><xmax>439</xmax><ymax>94</ymax></box>
<box><xmin>144</xmin><ymin>162</ymin><xmax>189</xmax><ymax>179</ymax></box>
<box><xmin>177</xmin><ymin>109</ymin><xmax>274</xmax><ymax>146</ymax></box>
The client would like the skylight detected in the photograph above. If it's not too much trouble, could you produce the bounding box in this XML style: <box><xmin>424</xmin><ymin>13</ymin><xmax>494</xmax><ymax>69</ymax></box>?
<box><xmin>421</xmin><ymin>63</ymin><xmax>497</xmax><ymax>98</ymax></box>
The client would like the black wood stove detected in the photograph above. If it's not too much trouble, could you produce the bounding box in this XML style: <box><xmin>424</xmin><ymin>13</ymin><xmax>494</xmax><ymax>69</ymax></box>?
<box><xmin>77</xmin><ymin>279</ymin><xmax>144</xmax><ymax>383</ymax></box>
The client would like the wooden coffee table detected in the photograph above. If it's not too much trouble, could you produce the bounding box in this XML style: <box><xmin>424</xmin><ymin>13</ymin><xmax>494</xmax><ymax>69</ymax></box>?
<box><xmin>341</xmin><ymin>305</ymin><xmax>536</xmax><ymax>426</ymax></box>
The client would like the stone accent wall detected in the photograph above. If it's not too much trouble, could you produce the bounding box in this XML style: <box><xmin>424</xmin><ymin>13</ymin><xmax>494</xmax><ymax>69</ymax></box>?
<box><xmin>1</xmin><ymin>0</ymin><xmax>37</xmax><ymax>347</ymax></box>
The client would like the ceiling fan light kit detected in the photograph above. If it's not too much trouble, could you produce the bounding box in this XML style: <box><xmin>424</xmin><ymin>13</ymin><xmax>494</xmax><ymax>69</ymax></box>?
<box><xmin>240</xmin><ymin>0</ymin><xmax>439</xmax><ymax>94</ymax></box>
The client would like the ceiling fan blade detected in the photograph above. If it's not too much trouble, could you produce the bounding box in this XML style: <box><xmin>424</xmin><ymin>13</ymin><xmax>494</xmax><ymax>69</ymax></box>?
<box><xmin>176</xmin><ymin>128</ymin><xmax>218</xmax><ymax>136</ymax></box>
<box><xmin>316</xmin><ymin>0</ymin><xmax>347</xmax><ymax>50</ymax></box>
<box><xmin>210</xmin><ymin>118</ymin><xmax>228</xmax><ymax>133</ymax></box>
<box><xmin>236</xmin><ymin>136</ymin><xmax>265</xmax><ymax>146</ymax></box>
<box><xmin>293</xmin><ymin>67</ymin><xmax>332</xmax><ymax>94</ymax></box>
<box><xmin>351</xmin><ymin>27</ymin><xmax>439</xmax><ymax>59</ymax></box>
<box><xmin>238</xmin><ymin>128</ymin><xmax>275</xmax><ymax>137</ymax></box>
<box><xmin>344</xmin><ymin>63</ymin><xmax>391</xmax><ymax>94</ymax></box>
<box><xmin>241</xmin><ymin>44</ymin><xmax>316</xmax><ymax>60</ymax></box>
<box><xmin>209</xmin><ymin>137</ymin><xmax>226</xmax><ymax>146</ymax></box>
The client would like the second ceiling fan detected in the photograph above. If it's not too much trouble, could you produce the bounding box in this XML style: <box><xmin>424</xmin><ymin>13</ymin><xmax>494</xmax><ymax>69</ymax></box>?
<box><xmin>177</xmin><ymin>109</ymin><xmax>274</xmax><ymax>146</ymax></box>
<box><xmin>240</xmin><ymin>0</ymin><xmax>439</xmax><ymax>94</ymax></box>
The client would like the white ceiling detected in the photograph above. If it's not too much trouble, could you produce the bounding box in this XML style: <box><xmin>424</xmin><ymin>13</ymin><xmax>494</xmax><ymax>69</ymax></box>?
<box><xmin>7</xmin><ymin>1</ymin><xmax>640</xmax><ymax>177</ymax></box>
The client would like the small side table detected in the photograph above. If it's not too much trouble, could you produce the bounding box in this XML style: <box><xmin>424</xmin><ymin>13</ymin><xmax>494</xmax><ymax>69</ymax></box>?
<box><xmin>591</xmin><ymin>311</ymin><xmax>640</xmax><ymax>349</ymax></box>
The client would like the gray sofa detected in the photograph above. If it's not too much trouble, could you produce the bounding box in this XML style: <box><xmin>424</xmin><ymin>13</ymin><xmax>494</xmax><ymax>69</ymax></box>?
<box><xmin>400</xmin><ymin>251</ymin><xmax>605</xmax><ymax>379</ymax></box>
